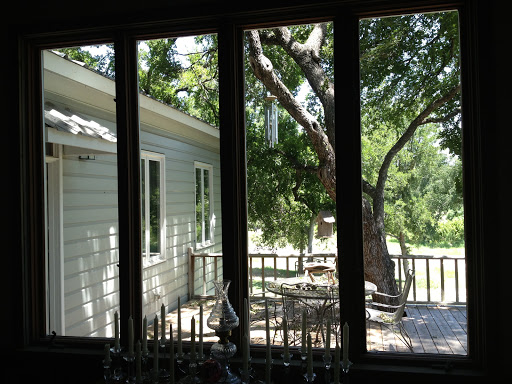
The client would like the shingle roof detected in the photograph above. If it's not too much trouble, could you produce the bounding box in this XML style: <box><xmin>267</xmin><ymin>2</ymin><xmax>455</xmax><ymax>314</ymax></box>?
<box><xmin>44</xmin><ymin>101</ymin><xmax>117</xmax><ymax>143</ymax></box>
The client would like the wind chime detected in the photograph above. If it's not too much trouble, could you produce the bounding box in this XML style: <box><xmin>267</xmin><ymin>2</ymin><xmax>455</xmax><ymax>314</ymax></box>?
<box><xmin>264</xmin><ymin>95</ymin><xmax>278</xmax><ymax>147</ymax></box>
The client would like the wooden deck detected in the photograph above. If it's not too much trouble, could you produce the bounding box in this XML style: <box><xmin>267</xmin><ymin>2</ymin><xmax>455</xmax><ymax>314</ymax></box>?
<box><xmin>159</xmin><ymin>301</ymin><xmax>467</xmax><ymax>356</ymax></box>
<box><xmin>366</xmin><ymin>304</ymin><xmax>467</xmax><ymax>354</ymax></box>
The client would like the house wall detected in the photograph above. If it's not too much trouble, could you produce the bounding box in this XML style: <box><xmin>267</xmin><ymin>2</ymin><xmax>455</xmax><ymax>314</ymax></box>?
<box><xmin>60</xmin><ymin>153</ymin><xmax>120</xmax><ymax>337</ymax></box>
<box><xmin>139</xmin><ymin>126</ymin><xmax>223</xmax><ymax>321</ymax></box>
<box><xmin>44</xmin><ymin>52</ymin><xmax>222</xmax><ymax>337</ymax></box>
<box><xmin>54</xmin><ymin>124</ymin><xmax>222</xmax><ymax>337</ymax></box>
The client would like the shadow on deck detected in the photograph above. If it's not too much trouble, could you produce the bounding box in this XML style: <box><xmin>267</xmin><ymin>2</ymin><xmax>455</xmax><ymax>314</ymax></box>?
<box><xmin>153</xmin><ymin>299</ymin><xmax>467</xmax><ymax>356</ymax></box>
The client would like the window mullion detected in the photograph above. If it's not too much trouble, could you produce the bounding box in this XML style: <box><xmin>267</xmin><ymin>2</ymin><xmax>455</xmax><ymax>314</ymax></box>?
<box><xmin>218</xmin><ymin>22</ymin><xmax>248</xmax><ymax>348</ymax></box>
<box><xmin>114</xmin><ymin>32</ymin><xmax>143</xmax><ymax>346</ymax></box>
<box><xmin>334</xmin><ymin>10</ymin><xmax>367</xmax><ymax>358</ymax></box>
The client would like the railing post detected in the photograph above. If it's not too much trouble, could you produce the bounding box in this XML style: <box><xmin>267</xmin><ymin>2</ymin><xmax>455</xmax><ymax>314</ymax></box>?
<box><xmin>398</xmin><ymin>258</ymin><xmax>403</xmax><ymax>292</ymax></box>
<box><xmin>412</xmin><ymin>258</ymin><xmax>416</xmax><ymax>301</ymax></box>
<box><xmin>202</xmin><ymin>255</ymin><xmax>207</xmax><ymax>297</ymax></box>
<box><xmin>188</xmin><ymin>247</ymin><xmax>195</xmax><ymax>300</ymax></box>
<box><xmin>455</xmin><ymin>259</ymin><xmax>460</xmax><ymax>303</ymax></box>
<box><xmin>440</xmin><ymin>258</ymin><xmax>445</xmax><ymax>303</ymax></box>
<box><xmin>426</xmin><ymin>259</ymin><xmax>431</xmax><ymax>303</ymax></box>
<box><xmin>261</xmin><ymin>256</ymin><xmax>265</xmax><ymax>298</ymax></box>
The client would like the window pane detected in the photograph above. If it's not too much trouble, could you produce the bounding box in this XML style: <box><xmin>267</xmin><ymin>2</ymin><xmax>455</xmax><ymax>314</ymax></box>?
<box><xmin>149</xmin><ymin>159</ymin><xmax>161</xmax><ymax>254</ymax></box>
<box><xmin>245</xmin><ymin>22</ymin><xmax>337</xmax><ymax>351</ymax></box>
<box><xmin>203</xmin><ymin>169</ymin><xmax>210</xmax><ymax>242</ymax></box>
<box><xmin>196</xmin><ymin>167</ymin><xmax>203</xmax><ymax>244</ymax></box>
<box><xmin>137</xmin><ymin>35</ymin><xmax>222</xmax><ymax>344</ymax></box>
<box><xmin>359</xmin><ymin>11</ymin><xmax>466</xmax><ymax>355</ymax></box>
<box><xmin>43</xmin><ymin>45</ymin><xmax>119</xmax><ymax>337</ymax></box>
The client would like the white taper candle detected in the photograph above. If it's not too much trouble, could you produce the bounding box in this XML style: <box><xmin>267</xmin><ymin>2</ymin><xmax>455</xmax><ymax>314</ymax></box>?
<box><xmin>128</xmin><ymin>315</ymin><xmax>134</xmax><ymax>357</ymax></box>
<box><xmin>342</xmin><ymin>322</ymin><xmax>349</xmax><ymax>367</ymax></box>
<box><xmin>114</xmin><ymin>311</ymin><xmax>120</xmax><ymax>351</ymax></box>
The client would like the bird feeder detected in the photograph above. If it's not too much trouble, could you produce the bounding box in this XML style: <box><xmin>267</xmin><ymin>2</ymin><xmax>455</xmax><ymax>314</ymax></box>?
<box><xmin>264</xmin><ymin>95</ymin><xmax>278</xmax><ymax>147</ymax></box>
<box><xmin>316</xmin><ymin>210</ymin><xmax>335</xmax><ymax>238</ymax></box>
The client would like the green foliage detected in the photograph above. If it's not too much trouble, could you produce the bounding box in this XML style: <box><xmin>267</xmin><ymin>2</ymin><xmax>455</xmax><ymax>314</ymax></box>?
<box><xmin>59</xmin><ymin>13</ymin><xmax>464</xmax><ymax>252</ymax></box>
<box><xmin>56</xmin><ymin>45</ymin><xmax>115</xmax><ymax>78</ymax></box>
<box><xmin>246</xmin><ymin>108</ymin><xmax>335</xmax><ymax>250</ymax></box>
<box><xmin>360</xmin><ymin>12</ymin><xmax>464</xmax><ymax>248</ymax></box>
<box><xmin>360</xmin><ymin>11</ymin><xmax>461</xmax><ymax>156</ymax></box>
<box><xmin>138</xmin><ymin>36</ymin><xmax>219</xmax><ymax>126</ymax></box>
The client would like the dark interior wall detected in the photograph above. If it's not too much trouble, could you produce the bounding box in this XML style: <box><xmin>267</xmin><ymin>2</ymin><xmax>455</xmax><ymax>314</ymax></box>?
<box><xmin>3</xmin><ymin>0</ymin><xmax>510</xmax><ymax>382</ymax></box>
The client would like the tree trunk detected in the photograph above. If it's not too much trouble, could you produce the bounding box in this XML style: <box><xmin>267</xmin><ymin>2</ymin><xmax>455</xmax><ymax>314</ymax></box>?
<box><xmin>248</xmin><ymin>27</ymin><xmax>459</xmax><ymax>301</ymax></box>
<box><xmin>362</xmin><ymin>198</ymin><xmax>399</xmax><ymax>305</ymax></box>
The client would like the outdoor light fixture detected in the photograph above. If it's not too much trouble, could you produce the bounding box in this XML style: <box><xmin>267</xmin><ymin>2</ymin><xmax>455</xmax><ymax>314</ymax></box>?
<box><xmin>264</xmin><ymin>95</ymin><xmax>278</xmax><ymax>147</ymax></box>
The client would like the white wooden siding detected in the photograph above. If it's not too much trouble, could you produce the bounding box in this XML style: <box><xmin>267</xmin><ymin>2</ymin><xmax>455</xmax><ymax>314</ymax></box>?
<box><xmin>60</xmin><ymin>154</ymin><xmax>120</xmax><ymax>337</ymax></box>
<box><xmin>57</xmin><ymin>127</ymin><xmax>222</xmax><ymax>336</ymax></box>
<box><xmin>140</xmin><ymin>126</ymin><xmax>222</xmax><ymax>319</ymax></box>
<box><xmin>44</xmin><ymin>50</ymin><xmax>222</xmax><ymax>338</ymax></box>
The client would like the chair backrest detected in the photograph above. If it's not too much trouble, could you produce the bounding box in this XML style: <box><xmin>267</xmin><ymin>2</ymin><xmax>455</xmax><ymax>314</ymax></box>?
<box><xmin>391</xmin><ymin>269</ymin><xmax>415</xmax><ymax>322</ymax></box>
<box><xmin>401</xmin><ymin>269</ymin><xmax>414</xmax><ymax>302</ymax></box>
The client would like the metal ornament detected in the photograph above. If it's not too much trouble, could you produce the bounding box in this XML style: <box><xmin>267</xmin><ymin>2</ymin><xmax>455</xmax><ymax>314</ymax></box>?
<box><xmin>264</xmin><ymin>95</ymin><xmax>278</xmax><ymax>148</ymax></box>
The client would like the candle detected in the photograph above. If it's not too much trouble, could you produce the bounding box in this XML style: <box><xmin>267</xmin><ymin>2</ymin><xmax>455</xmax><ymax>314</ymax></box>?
<box><xmin>177</xmin><ymin>296</ymin><xmax>183</xmax><ymax>357</ymax></box>
<box><xmin>114</xmin><ymin>311</ymin><xmax>120</xmax><ymax>351</ymax></box>
<box><xmin>136</xmin><ymin>340</ymin><xmax>142</xmax><ymax>382</ymax></box>
<box><xmin>324</xmin><ymin>319</ymin><xmax>331</xmax><ymax>358</ymax></box>
<box><xmin>265</xmin><ymin>299</ymin><xmax>270</xmax><ymax>343</ymax></box>
<box><xmin>128</xmin><ymin>315</ymin><xmax>134</xmax><ymax>357</ymax></box>
<box><xmin>283</xmin><ymin>317</ymin><xmax>289</xmax><ymax>361</ymax></box>
<box><xmin>199</xmin><ymin>304</ymin><xmax>204</xmax><ymax>359</ymax></box>
<box><xmin>161</xmin><ymin>304</ymin><xmax>166</xmax><ymax>343</ymax></box>
<box><xmin>190</xmin><ymin>316</ymin><xmax>196</xmax><ymax>362</ymax></box>
<box><xmin>103</xmin><ymin>343</ymin><xmax>111</xmax><ymax>365</ymax></box>
<box><xmin>169</xmin><ymin>323</ymin><xmax>175</xmax><ymax>384</ymax></box>
<box><xmin>301</xmin><ymin>310</ymin><xmax>307</xmax><ymax>356</ymax></box>
<box><xmin>307</xmin><ymin>333</ymin><xmax>313</xmax><ymax>378</ymax></box>
<box><xmin>334</xmin><ymin>344</ymin><xmax>340</xmax><ymax>384</ymax></box>
<box><xmin>154</xmin><ymin>315</ymin><xmax>159</xmax><ymax>375</ymax></box>
<box><xmin>142</xmin><ymin>315</ymin><xmax>148</xmax><ymax>355</ymax></box>
<box><xmin>342</xmin><ymin>322</ymin><xmax>349</xmax><ymax>367</ymax></box>
<box><xmin>242</xmin><ymin>333</ymin><xmax>249</xmax><ymax>372</ymax></box>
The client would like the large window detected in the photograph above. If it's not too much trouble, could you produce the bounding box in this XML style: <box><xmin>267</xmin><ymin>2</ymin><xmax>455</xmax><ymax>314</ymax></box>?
<box><xmin>16</xmin><ymin>1</ymin><xmax>491</xmax><ymax>381</ymax></box>
<box><xmin>43</xmin><ymin>45</ymin><xmax>119</xmax><ymax>338</ymax></box>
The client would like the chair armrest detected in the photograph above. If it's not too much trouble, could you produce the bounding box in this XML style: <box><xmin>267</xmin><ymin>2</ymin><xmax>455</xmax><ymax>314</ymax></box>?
<box><xmin>368</xmin><ymin>302</ymin><xmax>402</xmax><ymax>310</ymax></box>
<box><xmin>373</xmin><ymin>291</ymin><xmax>401</xmax><ymax>299</ymax></box>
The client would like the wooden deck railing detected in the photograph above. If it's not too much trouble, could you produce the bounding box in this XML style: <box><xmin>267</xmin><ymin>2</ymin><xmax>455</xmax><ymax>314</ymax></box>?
<box><xmin>390</xmin><ymin>254</ymin><xmax>466</xmax><ymax>305</ymax></box>
<box><xmin>188</xmin><ymin>248</ymin><xmax>466</xmax><ymax>305</ymax></box>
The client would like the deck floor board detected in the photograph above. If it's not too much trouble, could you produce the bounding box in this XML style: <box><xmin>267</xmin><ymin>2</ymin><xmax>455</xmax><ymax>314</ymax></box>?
<box><xmin>162</xmin><ymin>301</ymin><xmax>467</xmax><ymax>356</ymax></box>
<box><xmin>366</xmin><ymin>304</ymin><xmax>467</xmax><ymax>354</ymax></box>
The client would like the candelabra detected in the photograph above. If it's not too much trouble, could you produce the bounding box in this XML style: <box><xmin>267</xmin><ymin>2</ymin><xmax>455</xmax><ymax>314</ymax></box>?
<box><xmin>207</xmin><ymin>280</ymin><xmax>241</xmax><ymax>384</ymax></box>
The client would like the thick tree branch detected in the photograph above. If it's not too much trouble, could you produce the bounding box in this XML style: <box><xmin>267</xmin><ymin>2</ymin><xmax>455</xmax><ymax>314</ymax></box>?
<box><xmin>268</xmin><ymin>25</ymin><xmax>336</xmax><ymax>148</ymax></box>
<box><xmin>372</xmin><ymin>83</ymin><xmax>462</xmax><ymax>231</ymax></box>
<box><xmin>420</xmin><ymin>108</ymin><xmax>461</xmax><ymax>125</ymax></box>
<box><xmin>248</xmin><ymin>29</ymin><xmax>336</xmax><ymax>200</ymax></box>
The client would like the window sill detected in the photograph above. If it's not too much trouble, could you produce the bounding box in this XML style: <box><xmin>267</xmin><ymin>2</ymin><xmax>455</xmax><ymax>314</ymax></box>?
<box><xmin>195</xmin><ymin>242</ymin><xmax>216</xmax><ymax>251</ymax></box>
<box><xmin>143</xmin><ymin>256</ymin><xmax>166</xmax><ymax>268</ymax></box>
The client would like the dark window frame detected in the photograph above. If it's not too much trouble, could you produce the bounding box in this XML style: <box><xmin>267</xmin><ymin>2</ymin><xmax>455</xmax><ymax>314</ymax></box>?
<box><xmin>15</xmin><ymin>0</ymin><xmax>489</xmax><ymax>379</ymax></box>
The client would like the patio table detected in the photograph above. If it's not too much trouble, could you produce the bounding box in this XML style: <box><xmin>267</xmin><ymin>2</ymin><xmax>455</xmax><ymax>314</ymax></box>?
<box><xmin>265</xmin><ymin>277</ymin><xmax>377</xmax><ymax>342</ymax></box>
<box><xmin>266</xmin><ymin>277</ymin><xmax>377</xmax><ymax>297</ymax></box>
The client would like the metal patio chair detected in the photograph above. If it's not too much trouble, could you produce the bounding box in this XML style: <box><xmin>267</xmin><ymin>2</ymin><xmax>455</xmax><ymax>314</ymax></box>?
<box><xmin>366</xmin><ymin>269</ymin><xmax>415</xmax><ymax>351</ymax></box>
